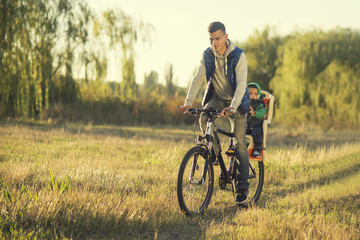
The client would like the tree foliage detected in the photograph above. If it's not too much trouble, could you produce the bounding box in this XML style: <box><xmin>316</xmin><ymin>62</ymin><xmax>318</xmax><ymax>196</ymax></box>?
<box><xmin>270</xmin><ymin>28</ymin><xmax>360</xmax><ymax>128</ymax></box>
<box><xmin>1</xmin><ymin>1</ymin><xmax>359</xmax><ymax>128</ymax></box>
<box><xmin>0</xmin><ymin>0</ymin><xmax>151</xmax><ymax>118</ymax></box>
<box><xmin>239</xmin><ymin>26</ymin><xmax>282</xmax><ymax>91</ymax></box>
<box><xmin>236</xmin><ymin>27</ymin><xmax>360</xmax><ymax>128</ymax></box>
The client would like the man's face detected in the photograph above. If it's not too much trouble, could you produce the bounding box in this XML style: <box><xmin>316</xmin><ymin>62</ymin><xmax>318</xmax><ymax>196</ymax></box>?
<box><xmin>209</xmin><ymin>30</ymin><xmax>228</xmax><ymax>55</ymax></box>
<box><xmin>249</xmin><ymin>87</ymin><xmax>259</xmax><ymax>100</ymax></box>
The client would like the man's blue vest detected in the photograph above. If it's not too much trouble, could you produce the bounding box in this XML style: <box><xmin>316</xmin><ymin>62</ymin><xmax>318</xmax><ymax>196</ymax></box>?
<box><xmin>202</xmin><ymin>47</ymin><xmax>250</xmax><ymax>114</ymax></box>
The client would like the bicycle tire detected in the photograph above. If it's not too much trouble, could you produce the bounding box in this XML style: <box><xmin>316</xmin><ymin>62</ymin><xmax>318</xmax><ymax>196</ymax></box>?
<box><xmin>177</xmin><ymin>146</ymin><xmax>214</xmax><ymax>216</ymax></box>
<box><xmin>247</xmin><ymin>161</ymin><xmax>264</xmax><ymax>204</ymax></box>
<box><xmin>229</xmin><ymin>158</ymin><xmax>264</xmax><ymax>205</ymax></box>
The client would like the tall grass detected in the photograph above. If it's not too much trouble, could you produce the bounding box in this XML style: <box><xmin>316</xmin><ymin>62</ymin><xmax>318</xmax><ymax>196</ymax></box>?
<box><xmin>0</xmin><ymin>122</ymin><xmax>359</xmax><ymax>239</ymax></box>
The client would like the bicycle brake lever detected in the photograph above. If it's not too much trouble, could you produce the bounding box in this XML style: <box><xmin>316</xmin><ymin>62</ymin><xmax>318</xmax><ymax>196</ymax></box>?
<box><xmin>189</xmin><ymin>108</ymin><xmax>197</xmax><ymax>114</ymax></box>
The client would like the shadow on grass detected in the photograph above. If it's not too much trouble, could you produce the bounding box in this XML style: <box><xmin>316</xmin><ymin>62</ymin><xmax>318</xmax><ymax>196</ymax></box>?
<box><xmin>0</xmin><ymin>120</ymin><xmax>197</xmax><ymax>143</ymax></box>
<box><xmin>259</xmin><ymin>155</ymin><xmax>360</xmax><ymax>207</ymax></box>
<box><xmin>267</xmin><ymin>130</ymin><xmax>360</xmax><ymax>150</ymax></box>
<box><xmin>3</xmin><ymin>120</ymin><xmax>360</xmax><ymax>148</ymax></box>
<box><xmin>0</xmin><ymin>203</ymin><xmax>205</xmax><ymax>240</ymax></box>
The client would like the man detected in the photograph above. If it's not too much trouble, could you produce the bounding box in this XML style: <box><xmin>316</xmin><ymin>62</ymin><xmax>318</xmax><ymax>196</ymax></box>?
<box><xmin>179</xmin><ymin>21</ymin><xmax>250</xmax><ymax>205</ymax></box>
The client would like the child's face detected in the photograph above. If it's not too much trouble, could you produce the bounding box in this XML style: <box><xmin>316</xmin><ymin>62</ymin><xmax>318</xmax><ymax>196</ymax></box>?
<box><xmin>249</xmin><ymin>87</ymin><xmax>259</xmax><ymax>100</ymax></box>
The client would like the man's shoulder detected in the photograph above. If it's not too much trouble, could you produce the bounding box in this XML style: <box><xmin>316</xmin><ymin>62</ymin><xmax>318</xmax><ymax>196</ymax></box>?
<box><xmin>227</xmin><ymin>47</ymin><xmax>244</xmax><ymax>63</ymax></box>
<box><xmin>234</xmin><ymin>46</ymin><xmax>244</xmax><ymax>52</ymax></box>
<box><xmin>232</xmin><ymin>47</ymin><xmax>244</xmax><ymax>56</ymax></box>
<box><xmin>203</xmin><ymin>47</ymin><xmax>214</xmax><ymax>63</ymax></box>
<box><xmin>203</xmin><ymin>47</ymin><xmax>213</xmax><ymax>55</ymax></box>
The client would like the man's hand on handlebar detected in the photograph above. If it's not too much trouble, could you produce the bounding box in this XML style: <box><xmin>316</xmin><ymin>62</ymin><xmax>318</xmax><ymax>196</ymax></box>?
<box><xmin>221</xmin><ymin>107</ymin><xmax>236</xmax><ymax>116</ymax></box>
<box><xmin>178</xmin><ymin>105</ymin><xmax>192</xmax><ymax>114</ymax></box>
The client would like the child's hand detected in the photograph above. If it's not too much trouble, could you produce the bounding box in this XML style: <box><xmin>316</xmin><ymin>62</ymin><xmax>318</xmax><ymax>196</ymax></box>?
<box><xmin>249</xmin><ymin>106</ymin><xmax>255</xmax><ymax>115</ymax></box>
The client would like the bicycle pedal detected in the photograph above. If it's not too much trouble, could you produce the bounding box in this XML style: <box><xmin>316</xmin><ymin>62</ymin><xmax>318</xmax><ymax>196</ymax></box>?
<box><xmin>218</xmin><ymin>174</ymin><xmax>227</xmax><ymax>190</ymax></box>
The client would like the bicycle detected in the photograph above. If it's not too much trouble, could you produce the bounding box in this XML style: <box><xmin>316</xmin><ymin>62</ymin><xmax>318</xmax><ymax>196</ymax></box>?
<box><xmin>177</xmin><ymin>91</ymin><xmax>274</xmax><ymax>216</ymax></box>
<box><xmin>176</xmin><ymin>107</ymin><xmax>264</xmax><ymax>216</ymax></box>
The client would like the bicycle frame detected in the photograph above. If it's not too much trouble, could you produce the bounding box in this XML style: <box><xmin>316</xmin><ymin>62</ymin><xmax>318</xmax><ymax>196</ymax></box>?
<box><xmin>196</xmin><ymin>113</ymin><xmax>235</xmax><ymax>183</ymax></box>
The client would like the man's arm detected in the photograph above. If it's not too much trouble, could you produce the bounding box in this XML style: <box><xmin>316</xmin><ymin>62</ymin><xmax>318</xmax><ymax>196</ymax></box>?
<box><xmin>182</xmin><ymin>54</ymin><xmax>206</xmax><ymax>108</ymax></box>
<box><xmin>229</xmin><ymin>52</ymin><xmax>247</xmax><ymax>110</ymax></box>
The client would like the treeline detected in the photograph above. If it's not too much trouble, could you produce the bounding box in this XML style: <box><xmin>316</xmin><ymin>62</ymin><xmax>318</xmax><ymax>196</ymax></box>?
<box><xmin>0</xmin><ymin>0</ymin><xmax>196</xmax><ymax>125</ymax></box>
<box><xmin>240</xmin><ymin>27</ymin><xmax>360</xmax><ymax>129</ymax></box>
<box><xmin>1</xmin><ymin>1</ymin><xmax>360</xmax><ymax>128</ymax></box>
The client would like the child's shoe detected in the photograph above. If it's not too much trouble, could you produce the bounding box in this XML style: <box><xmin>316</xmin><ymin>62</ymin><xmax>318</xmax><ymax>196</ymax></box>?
<box><xmin>252</xmin><ymin>149</ymin><xmax>261</xmax><ymax>157</ymax></box>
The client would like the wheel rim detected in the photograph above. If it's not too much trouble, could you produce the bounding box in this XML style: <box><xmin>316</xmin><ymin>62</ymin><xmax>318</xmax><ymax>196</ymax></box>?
<box><xmin>247</xmin><ymin>161</ymin><xmax>264</xmax><ymax>204</ymax></box>
<box><xmin>180</xmin><ymin>151</ymin><xmax>212</xmax><ymax>215</ymax></box>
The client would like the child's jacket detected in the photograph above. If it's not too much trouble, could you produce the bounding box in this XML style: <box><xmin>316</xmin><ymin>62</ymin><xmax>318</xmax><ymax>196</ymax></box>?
<box><xmin>248</xmin><ymin>98</ymin><xmax>266</xmax><ymax>129</ymax></box>
<box><xmin>247</xmin><ymin>82</ymin><xmax>266</xmax><ymax>129</ymax></box>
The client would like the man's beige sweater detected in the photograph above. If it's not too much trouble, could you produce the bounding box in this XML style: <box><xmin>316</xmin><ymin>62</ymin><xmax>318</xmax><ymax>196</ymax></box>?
<box><xmin>184</xmin><ymin>39</ymin><xmax>247</xmax><ymax>110</ymax></box>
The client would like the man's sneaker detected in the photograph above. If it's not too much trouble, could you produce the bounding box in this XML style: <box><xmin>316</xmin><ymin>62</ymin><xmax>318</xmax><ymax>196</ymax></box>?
<box><xmin>252</xmin><ymin>149</ymin><xmax>261</xmax><ymax>158</ymax></box>
<box><xmin>235</xmin><ymin>189</ymin><xmax>249</xmax><ymax>205</ymax></box>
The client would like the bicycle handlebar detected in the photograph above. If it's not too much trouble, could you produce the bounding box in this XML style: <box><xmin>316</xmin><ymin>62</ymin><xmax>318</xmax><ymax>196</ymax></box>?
<box><xmin>177</xmin><ymin>106</ymin><xmax>222</xmax><ymax>116</ymax></box>
<box><xmin>177</xmin><ymin>106</ymin><xmax>238</xmax><ymax>115</ymax></box>
<box><xmin>177</xmin><ymin>106</ymin><xmax>235</xmax><ymax>137</ymax></box>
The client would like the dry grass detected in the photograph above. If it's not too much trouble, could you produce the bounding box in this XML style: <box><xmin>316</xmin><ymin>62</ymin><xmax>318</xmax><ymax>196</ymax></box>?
<box><xmin>0</xmin><ymin>121</ymin><xmax>359</xmax><ymax>239</ymax></box>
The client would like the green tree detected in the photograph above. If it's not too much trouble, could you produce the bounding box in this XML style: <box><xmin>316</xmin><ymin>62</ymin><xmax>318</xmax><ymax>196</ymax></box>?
<box><xmin>141</xmin><ymin>70</ymin><xmax>159</xmax><ymax>96</ymax></box>
<box><xmin>270</xmin><ymin>28</ymin><xmax>360</xmax><ymax>127</ymax></box>
<box><xmin>0</xmin><ymin>0</ymin><xmax>20</xmax><ymax>117</ymax></box>
<box><xmin>239</xmin><ymin>26</ymin><xmax>282</xmax><ymax>91</ymax></box>
<box><xmin>102</xmin><ymin>9</ymin><xmax>153</xmax><ymax>101</ymax></box>
<box><xmin>165</xmin><ymin>63</ymin><xmax>176</xmax><ymax>97</ymax></box>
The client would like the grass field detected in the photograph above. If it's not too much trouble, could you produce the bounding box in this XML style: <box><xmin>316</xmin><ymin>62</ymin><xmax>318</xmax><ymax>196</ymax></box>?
<box><xmin>0</xmin><ymin>121</ymin><xmax>359</xmax><ymax>239</ymax></box>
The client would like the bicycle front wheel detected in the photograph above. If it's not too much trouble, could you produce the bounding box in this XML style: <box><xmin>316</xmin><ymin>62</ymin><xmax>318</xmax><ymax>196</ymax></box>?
<box><xmin>177</xmin><ymin>146</ymin><xmax>214</xmax><ymax>216</ymax></box>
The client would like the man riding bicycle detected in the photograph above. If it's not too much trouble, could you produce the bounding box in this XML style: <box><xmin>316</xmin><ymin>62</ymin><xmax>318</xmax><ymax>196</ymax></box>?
<box><xmin>179</xmin><ymin>21</ymin><xmax>250</xmax><ymax>205</ymax></box>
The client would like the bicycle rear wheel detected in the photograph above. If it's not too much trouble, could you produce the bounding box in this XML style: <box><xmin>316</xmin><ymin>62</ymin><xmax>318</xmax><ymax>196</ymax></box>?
<box><xmin>247</xmin><ymin>161</ymin><xmax>264</xmax><ymax>204</ymax></box>
<box><xmin>177</xmin><ymin>146</ymin><xmax>214</xmax><ymax>216</ymax></box>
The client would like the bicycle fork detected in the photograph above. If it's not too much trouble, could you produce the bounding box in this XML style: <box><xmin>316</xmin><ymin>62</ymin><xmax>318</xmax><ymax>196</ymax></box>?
<box><xmin>188</xmin><ymin>121</ymin><xmax>214</xmax><ymax>186</ymax></box>
<box><xmin>188</xmin><ymin>154</ymin><xmax>208</xmax><ymax>185</ymax></box>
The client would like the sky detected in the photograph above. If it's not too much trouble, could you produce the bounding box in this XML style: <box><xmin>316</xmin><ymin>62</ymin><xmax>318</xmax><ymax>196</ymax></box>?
<box><xmin>87</xmin><ymin>0</ymin><xmax>360</xmax><ymax>87</ymax></box>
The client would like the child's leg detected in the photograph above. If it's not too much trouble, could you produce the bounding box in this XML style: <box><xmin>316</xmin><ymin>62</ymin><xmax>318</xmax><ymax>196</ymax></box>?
<box><xmin>251</xmin><ymin>125</ymin><xmax>263</xmax><ymax>149</ymax></box>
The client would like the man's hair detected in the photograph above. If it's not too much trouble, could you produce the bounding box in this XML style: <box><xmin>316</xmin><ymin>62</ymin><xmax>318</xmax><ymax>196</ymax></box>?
<box><xmin>208</xmin><ymin>22</ymin><xmax>226</xmax><ymax>34</ymax></box>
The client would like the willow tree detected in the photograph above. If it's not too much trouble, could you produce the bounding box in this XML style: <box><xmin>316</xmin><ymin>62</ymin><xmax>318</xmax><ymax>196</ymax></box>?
<box><xmin>0</xmin><ymin>0</ymin><xmax>153</xmax><ymax>120</ymax></box>
<box><xmin>0</xmin><ymin>0</ymin><xmax>93</xmax><ymax>117</ymax></box>
<box><xmin>270</xmin><ymin>28</ymin><xmax>360</xmax><ymax>127</ymax></box>
<box><xmin>102</xmin><ymin>9</ymin><xmax>153</xmax><ymax>101</ymax></box>
<box><xmin>0</xmin><ymin>0</ymin><xmax>20</xmax><ymax>117</ymax></box>
<box><xmin>0</xmin><ymin>0</ymin><xmax>45</xmax><ymax>117</ymax></box>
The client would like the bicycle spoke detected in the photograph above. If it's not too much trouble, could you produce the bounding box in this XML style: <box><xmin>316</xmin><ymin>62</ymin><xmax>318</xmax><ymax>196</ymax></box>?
<box><xmin>177</xmin><ymin>147</ymin><xmax>214</xmax><ymax>216</ymax></box>
<box><xmin>249</xmin><ymin>162</ymin><xmax>257</xmax><ymax>179</ymax></box>
<box><xmin>189</xmin><ymin>155</ymin><xmax>198</xmax><ymax>183</ymax></box>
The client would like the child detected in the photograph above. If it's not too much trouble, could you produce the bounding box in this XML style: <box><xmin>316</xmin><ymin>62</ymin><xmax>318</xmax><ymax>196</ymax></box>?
<box><xmin>247</xmin><ymin>83</ymin><xmax>266</xmax><ymax>157</ymax></box>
